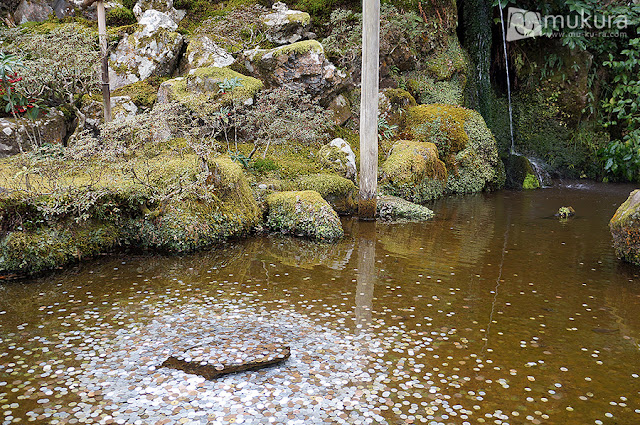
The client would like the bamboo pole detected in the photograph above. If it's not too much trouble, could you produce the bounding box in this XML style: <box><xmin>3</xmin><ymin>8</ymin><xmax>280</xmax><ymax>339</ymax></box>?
<box><xmin>358</xmin><ymin>0</ymin><xmax>380</xmax><ymax>220</ymax></box>
<box><xmin>96</xmin><ymin>0</ymin><xmax>111</xmax><ymax>123</ymax></box>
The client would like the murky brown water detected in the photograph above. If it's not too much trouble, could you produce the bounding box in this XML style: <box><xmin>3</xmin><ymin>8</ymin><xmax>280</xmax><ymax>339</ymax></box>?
<box><xmin>1</xmin><ymin>182</ymin><xmax>640</xmax><ymax>424</ymax></box>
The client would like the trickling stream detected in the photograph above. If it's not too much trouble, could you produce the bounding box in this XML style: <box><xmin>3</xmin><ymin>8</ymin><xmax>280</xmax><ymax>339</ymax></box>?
<box><xmin>496</xmin><ymin>0</ymin><xmax>516</xmax><ymax>155</ymax></box>
<box><xmin>1</xmin><ymin>183</ymin><xmax>640</xmax><ymax>425</ymax></box>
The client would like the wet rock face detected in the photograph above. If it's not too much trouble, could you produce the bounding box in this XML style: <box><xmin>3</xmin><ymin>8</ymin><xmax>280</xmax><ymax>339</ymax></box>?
<box><xmin>0</xmin><ymin>109</ymin><xmax>67</xmax><ymax>157</ymax></box>
<box><xmin>109</xmin><ymin>10</ymin><xmax>184</xmax><ymax>90</ymax></box>
<box><xmin>265</xmin><ymin>190</ymin><xmax>344</xmax><ymax>241</ymax></box>
<box><xmin>610</xmin><ymin>190</ymin><xmax>640</xmax><ymax>266</ymax></box>
<box><xmin>262</xmin><ymin>1</ymin><xmax>311</xmax><ymax>45</ymax></box>
<box><xmin>162</xmin><ymin>342</ymin><xmax>291</xmax><ymax>380</ymax></box>
<box><xmin>243</xmin><ymin>41</ymin><xmax>346</xmax><ymax>105</ymax></box>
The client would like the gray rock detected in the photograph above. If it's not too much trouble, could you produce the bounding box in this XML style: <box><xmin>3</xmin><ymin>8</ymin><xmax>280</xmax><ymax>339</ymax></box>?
<box><xmin>243</xmin><ymin>40</ymin><xmax>346</xmax><ymax>105</ymax></box>
<box><xmin>262</xmin><ymin>1</ymin><xmax>311</xmax><ymax>45</ymax></box>
<box><xmin>82</xmin><ymin>96</ymin><xmax>138</xmax><ymax>131</ymax></box>
<box><xmin>132</xmin><ymin>0</ymin><xmax>184</xmax><ymax>24</ymax></box>
<box><xmin>318</xmin><ymin>138</ymin><xmax>357</xmax><ymax>181</ymax></box>
<box><xmin>0</xmin><ymin>109</ymin><xmax>67</xmax><ymax>157</ymax></box>
<box><xmin>109</xmin><ymin>10</ymin><xmax>184</xmax><ymax>90</ymax></box>
<box><xmin>181</xmin><ymin>35</ymin><xmax>235</xmax><ymax>74</ymax></box>
<box><xmin>13</xmin><ymin>0</ymin><xmax>53</xmax><ymax>24</ymax></box>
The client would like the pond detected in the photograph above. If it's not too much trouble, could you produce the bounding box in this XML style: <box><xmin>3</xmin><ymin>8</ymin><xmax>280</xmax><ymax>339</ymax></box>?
<box><xmin>1</xmin><ymin>182</ymin><xmax>639</xmax><ymax>425</ymax></box>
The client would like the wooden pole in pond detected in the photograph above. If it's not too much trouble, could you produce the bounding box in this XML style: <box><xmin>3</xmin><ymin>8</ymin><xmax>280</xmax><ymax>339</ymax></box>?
<box><xmin>83</xmin><ymin>0</ymin><xmax>111</xmax><ymax>123</ymax></box>
<box><xmin>358</xmin><ymin>0</ymin><xmax>380</xmax><ymax>220</ymax></box>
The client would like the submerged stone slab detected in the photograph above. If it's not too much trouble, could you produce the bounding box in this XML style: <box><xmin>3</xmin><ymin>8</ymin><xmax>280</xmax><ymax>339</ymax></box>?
<box><xmin>161</xmin><ymin>342</ymin><xmax>290</xmax><ymax>379</ymax></box>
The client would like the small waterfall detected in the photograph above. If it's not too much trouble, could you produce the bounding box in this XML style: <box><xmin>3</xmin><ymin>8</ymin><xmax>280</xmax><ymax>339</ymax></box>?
<box><xmin>496</xmin><ymin>0</ymin><xmax>516</xmax><ymax>154</ymax></box>
<box><xmin>528</xmin><ymin>157</ymin><xmax>553</xmax><ymax>188</ymax></box>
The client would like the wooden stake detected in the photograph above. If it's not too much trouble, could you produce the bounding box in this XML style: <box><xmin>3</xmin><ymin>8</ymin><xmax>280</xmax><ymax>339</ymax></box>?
<box><xmin>96</xmin><ymin>0</ymin><xmax>111</xmax><ymax>123</ymax></box>
<box><xmin>358</xmin><ymin>0</ymin><xmax>380</xmax><ymax>220</ymax></box>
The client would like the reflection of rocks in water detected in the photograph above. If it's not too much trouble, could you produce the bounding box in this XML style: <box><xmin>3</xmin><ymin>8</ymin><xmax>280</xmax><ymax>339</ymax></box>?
<box><xmin>604</xmin><ymin>284</ymin><xmax>640</xmax><ymax>348</ymax></box>
<box><xmin>377</xmin><ymin>194</ymin><xmax>496</xmax><ymax>270</ymax></box>
<box><xmin>264</xmin><ymin>235</ymin><xmax>355</xmax><ymax>270</ymax></box>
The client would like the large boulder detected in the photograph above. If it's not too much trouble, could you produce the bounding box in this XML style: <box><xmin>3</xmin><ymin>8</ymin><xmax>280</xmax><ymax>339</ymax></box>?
<box><xmin>295</xmin><ymin>174</ymin><xmax>356</xmax><ymax>215</ymax></box>
<box><xmin>109</xmin><ymin>10</ymin><xmax>184</xmax><ymax>90</ymax></box>
<box><xmin>265</xmin><ymin>190</ymin><xmax>343</xmax><ymax>241</ymax></box>
<box><xmin>0</xmin><ymin>109</ymin><xmax>67</xmax><ymax>157</ymax></box>
<box><xmin>380</xmin><ymin>140</ymin><xmax>448</xmax><ymax>204</ymax></box>
<box><xmin>132</xmin><ymin>0</ymin><xmax>184</xmax><ymax>24</ymax></box>
<box><xmin>13</xmin><ymin>0</ymin><xmax>122</xmax><ymax>23</ymax></box>
<box><xmin>180</xmin><ymin>36</ymin><xmax>235</xmax><ymax>74</ymax></box>
<box><xmin>262</xmin><ymin>1</ymin><xmax>311</xmax><ymax>45</ymax></box>
<box><xmin>156</xmin><ymin>67</ymin><xmax>263</xmax><ymax>109</ymax></box>
<box><xmin>504</xmin><ymin>154</ymin><xmax>541</xmax><ymax>190</ymax></box>
<box><xmin>243</xmin><ymin>40</ymin><xmax>346</xmax><ymax>104</ymax></box>
<box><xmin>318</xmin><ymin>138</ymin><xmax>357</xmax><ymax>181</ymax></box>
<box><xmin>610</xmin><ymin>190</ymin><xmax>640</xmax><ymax>266</ymax></box>
<box><xmin>404</xmin><ymin>104</ymin><xmax>505</xmax><ymax>195</ymax></box>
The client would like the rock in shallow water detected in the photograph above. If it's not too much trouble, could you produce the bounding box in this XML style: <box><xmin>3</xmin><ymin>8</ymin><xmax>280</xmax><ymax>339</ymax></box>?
<box><xmin>610</xmin><ymin>189</ymin><xmax>640</xmax><ymax>266</ymax></box>
<box><xmin>162</xmin><ymin>342</ymin><xmax>291</xmax><ymax>379</ymax></box>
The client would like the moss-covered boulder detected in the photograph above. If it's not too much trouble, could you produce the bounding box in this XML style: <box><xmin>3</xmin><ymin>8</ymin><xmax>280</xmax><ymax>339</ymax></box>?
<box><xmin>0</xmin><ymin>151</ymin><xmax>261</xmax><ymax>275</ymax></box>
<box><xmin>404</xmin><ymin>104</ymin><xmax>505</xmax><ymax>194</ymax></box>
<box><xmin>124</xmin><ymin>157</ymin><xmax>262</xmax><ymax>251</ymax></box>
<box><xmin>295</xmin><ymin>174</ymin><xmax>356</xmax><ymax>215</ymax></box>
<box><xmin>265</xmin><ymin>190</ymin><xmax>343</xmax><ymax>241</ymax></box>
<box><xmin>610</xmin><ymin>190</ymin><xmax>640</xmax><ymax>266</ymax></box>
<box><xmin>180</xmin><ymin>36</ymin><xmax>235</xmax><ymax>74</ymax></box>
<box><xmin>0</xmin><ymin>109</ymin><xmax>67</xmax><ymax>157</ymax></box>
<box><xmin>377</xmin><ymin>195</ymin><xmax>434</xmax><ymax>222</ymax></box>
<box><xmin>379</xmin><ymin>88</ymin><xmax>416</xmax><ymax>127</ymax></box>
<box><xmin>157</xmin><ymin>67</ymin><xmax>263</xmax><ymax>110</ymax></box>
<box><xmin>243</xmin><ymin>40</ymin><xmax>346</xmax><ymax>104</ymax></box>
<box><xmin>380</xmin><ymin>140</ymin><xmax>447</xmax><ymax>204</ymax></box>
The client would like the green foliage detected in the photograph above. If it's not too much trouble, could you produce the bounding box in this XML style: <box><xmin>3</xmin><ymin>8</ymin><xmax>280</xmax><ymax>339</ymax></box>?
<box><xmin>106</xmin><ymin>7</ymin><xmax>136</xmax><ymax>26</ymax></box>
<box><xmin>240</xmin><ymin>87</ymin><xmax>332</xmax><ymax>159</ymax></box>
<box><xmin>378</xmin><ymin>116</ymin><xmax>398</xmax><ymax>141</ymax></box>
<box><xmin>522</xmin><ymin>173</ymin><xmax>540</xmax><ymax>190</ymax></box>
<box><xmin>249</xmin><ymin>158</ymin><xmax>279</xmax><ymax>172</ymax></box>
<box><xmin>600</xmin><ymin>37</ymin><xmax>640</xmax><ymax>181</ymax></box>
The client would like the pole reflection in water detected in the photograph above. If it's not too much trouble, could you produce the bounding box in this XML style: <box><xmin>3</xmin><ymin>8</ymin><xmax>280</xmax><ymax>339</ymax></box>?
<box><xmin>355</xmin><ymin>220</ymin><xmax>376</xmax><ymax>332</ymax></box>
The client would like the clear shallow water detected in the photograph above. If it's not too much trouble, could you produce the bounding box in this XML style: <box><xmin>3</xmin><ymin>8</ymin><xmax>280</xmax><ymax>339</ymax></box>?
<box><xmin>1</xmin><ymin>182</ymin><xmax>640</xmax><ymax>424</ymax></box>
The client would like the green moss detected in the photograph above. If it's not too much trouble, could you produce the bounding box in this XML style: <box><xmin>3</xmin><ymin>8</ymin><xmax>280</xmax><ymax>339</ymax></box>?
<box><xmin>266</xmin><ymin>190</ymin><xmax>343</xmax><ymax>241</ymax></box>
<box><xmin>295</xmin><ymin>173</ymin><xmax>356</xmax><ymax>214</ymax></box>
<box><xmin>0</xmin><ymin>221</ymin><xmax>121</xmax><ymax>275</ymax></box>
<box><xmin>286</xmin><ymin>12</ymin><xmax>311</xmax><ymax>25</ymax></box>
<box><xmin>377</xmin><ymin>195</ymin><xmax>434</xmax><ymax>222</ymax></box>
<box><xmin>112</xmin><ymin>78</ymin><xmax>166</xmax><ymax>110</ymax></box>
<box><xmin>168</xmin><ymin>67</ymin><xmax>263</xmax><ymax>110</ymax></box>
<box><xmin>405</xmin><ymin>104</ymin><xmax>472</xmax><ymax>160</ymax></box>
<box><xmin>272</xmin><ymin>40</ymin><xmax>324</xmax><ymax>57</ymax></box>
<box><xmin>106</xmin><ymin>7</ymin><xmax>136</xmax><ymax>26</ymax></box>
<box><xmin>522</xmin><ymin>173</ymin><xmax>540</xmax><ymax>190</ymax></box>
<box><xmin>425</xmin><ymin>37</ymin><xmax>468</xmax><ymax>81</ymax></box>
<box><xmin>380</xmin><ymin>140</ymin><xmax>448</xmax><ymax>203</ymax></box>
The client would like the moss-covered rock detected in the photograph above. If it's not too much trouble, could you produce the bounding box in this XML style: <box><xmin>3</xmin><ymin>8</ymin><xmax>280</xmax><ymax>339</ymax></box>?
<box><xmin>610</xmin><ymin>190</ymin><xmax>640</xmax><ymax>266</ymax></box>
<box><xmin>0</xmin><ymin>150</ymin><xmax>261</xmax><ymax>275</ymax></box>
<box><xmin>377</xmin><ymin>195</ymin><xmax>434</xmax><ymax>222</ymax></box>
<box><xmin>404</xmin><ymin>104</ymin><xmax>505</xmax><ymax>195</ymax></box>
<box><xmin>157</xmin><ymin>67</ymin><xmax>263</xmax><ymax>110</ymax></box>
<box><xmin>379</xmin><ymin>88</ymin><xmax>416</xmax><ymax>127</ymax></box>
<box><xmin>124</xmin><ymin>157</ymin><xmax>262</xmax><ymax>251</ymax></box>
<box><xmin>265</xmin><ymin>190</ymin><xmax>343</xmax><ymax>241</ymax></box>
<box><xmin>243</xmin><ymin>40</ymin><xmax>346</xmax><ymax>104</ymax></box>
<box><xmin>504</xmin><ymin>154</ymin><xmax>541</xmax><ymax>190</ymax></box>
<box><xmin>318</xmin><ymin>138</ymin><xmax>357</xmax><ymax>181</ymax></box>
<box><xmin>295</xmin><ymin>173</ymin><xmax>356</xmax><ymax>215</ymax></box>
<box><xmin>380</xmin><ymin>140</ymin><xmax>447</xmax><ymax>204</ymax></box>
